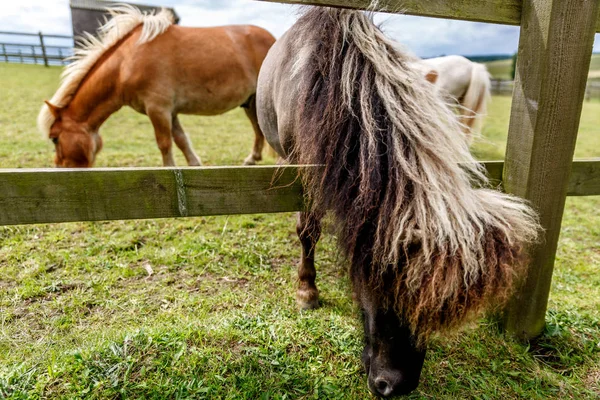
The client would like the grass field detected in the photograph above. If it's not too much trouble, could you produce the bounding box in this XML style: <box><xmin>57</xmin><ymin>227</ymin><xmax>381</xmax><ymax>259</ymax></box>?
<box><xmin>0</xmin><ymin>63</ymin><xmax>599</xmax><ymax>399</ymax></box>
<box><xmin>484</xmin><ymin>59</ymin><xmax>514</xmax><ymax>80</ymax></box>
<box><xmin>485</xmin><ymin>53</ymin><xmax>600</xmax><ymax>81</ymax></box>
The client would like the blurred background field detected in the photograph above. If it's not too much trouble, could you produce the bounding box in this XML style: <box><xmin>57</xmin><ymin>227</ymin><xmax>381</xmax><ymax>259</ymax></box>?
<box><xmin>483</xmin><ymin>53</ymin><xmax>600</xmax><ymax>81</ymax></box>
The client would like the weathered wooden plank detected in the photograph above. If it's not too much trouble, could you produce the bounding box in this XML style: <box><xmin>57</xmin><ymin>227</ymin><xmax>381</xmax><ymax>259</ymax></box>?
<box><xmin>256</xmin><ymin>0</ymin><xmax>600</xmax><ymax>32</ymax></box>
<box><xmin>501</xmin><ymin>0</ymin><xmax>600</xmax><ymax>340</ymax></box>
<box><xmin>469</xmin><ymin>160</ymin><xmax>600</xmax><ymax>195</ymax></box>
<box><xmin>256</xmin><ymin>0</ymin><xmax>522</xmax><ymax>25</ymax></box>
<box><xmin>0</xmin><ymin>166</ymin><xmax>305</xmax><ymax>226</ymax></box>
<box><xmin>482</xmin><ymin>160</ymin><xmax>503</xmax><ymax>181</ymax></box>
<box><xmin>0</xmin><ymin>161</ymin><xmax>598</xmax><ymax>226</ymax></box>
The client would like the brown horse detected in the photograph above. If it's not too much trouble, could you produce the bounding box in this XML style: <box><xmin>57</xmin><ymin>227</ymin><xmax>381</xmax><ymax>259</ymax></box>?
<box><xmin>38</xmin><ymin>6</ymin><xmax>275</xmax><ymax>167</ymax></box>
<box><xmin>257</xmin><ymin>8</ymin><xmax>539</xmax><ymax>397</ymax></box>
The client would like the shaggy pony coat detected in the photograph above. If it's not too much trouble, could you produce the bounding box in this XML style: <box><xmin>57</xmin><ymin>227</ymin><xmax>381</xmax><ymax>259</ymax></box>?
<box><xmin>283</xmin><ymin>8</ymin><xmax>540</xmax><ymax>343</ymax></box>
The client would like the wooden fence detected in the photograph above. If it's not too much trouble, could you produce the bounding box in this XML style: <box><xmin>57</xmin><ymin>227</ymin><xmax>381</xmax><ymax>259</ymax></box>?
<box><xmin>1</xmin><ymin>161</ymin><xmax>598</xmax><ymax>226</ymax></box>
<box><xmin>0</xmin><ymin>31</ymin><xmax>72</xmax><ymax>66</ymax></box>
<box><xmin>2</xmin><ymin>0</ymin><xmax>600</xmax><ymax>342</ymax></box>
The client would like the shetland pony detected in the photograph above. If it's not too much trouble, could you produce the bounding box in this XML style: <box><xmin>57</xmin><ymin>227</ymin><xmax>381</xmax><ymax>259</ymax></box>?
<box><xmin>257</xmin><ymin>8</ymin><xmax>539</xmax><ymax>397</ymax></box>
<box><xmin>38</xmin><ymin>6</ymin><xmax>275</xmax><ymax>167</ymax></box>
<box><xmin>413</xmin><ymin>55</ymin><xmax>492</xmax><ymax>136</ymax></box>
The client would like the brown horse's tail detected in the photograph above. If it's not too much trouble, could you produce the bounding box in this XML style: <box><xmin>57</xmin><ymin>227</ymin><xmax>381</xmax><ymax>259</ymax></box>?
<box><xmin>289</xmin><ymin>7</ymin><xmax>540</xmax><ymax>343</ymax></box>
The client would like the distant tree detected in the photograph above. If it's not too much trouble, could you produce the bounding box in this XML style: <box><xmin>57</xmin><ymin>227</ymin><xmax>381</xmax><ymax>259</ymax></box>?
<box><xmin>465</xmin><ymin>54</ymin><xmax>513</xmax><ymax>63</ymax></box>
<box><xmin>511</xmin><ymin>53</ymin><xmax>517</xmax><ymax>80</ymax></box>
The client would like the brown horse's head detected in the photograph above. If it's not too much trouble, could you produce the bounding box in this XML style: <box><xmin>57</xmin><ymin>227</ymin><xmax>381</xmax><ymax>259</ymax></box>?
<box><xmin>44</xmin><ymin>101</ymin><xmax>103</xmax><ymax>168</ymax></box>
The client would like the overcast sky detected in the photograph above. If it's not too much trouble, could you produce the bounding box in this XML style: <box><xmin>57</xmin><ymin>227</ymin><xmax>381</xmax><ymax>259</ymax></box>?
<box><xmin>1</xmin><ymin>0</ymin><xmax>599</xmax><ymax>58</ymax></box>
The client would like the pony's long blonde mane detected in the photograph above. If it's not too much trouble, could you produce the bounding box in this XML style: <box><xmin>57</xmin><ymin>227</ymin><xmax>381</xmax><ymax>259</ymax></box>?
<box><xmin>37</xmin><ymin>5</ymin><xmax>174</xmax><ymax>136</ymax></box>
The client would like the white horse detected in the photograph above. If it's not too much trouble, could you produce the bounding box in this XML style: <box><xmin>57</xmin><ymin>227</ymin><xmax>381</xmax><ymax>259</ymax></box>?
<box><xmin>412</xmin><ymin>55</ymin><xmax>491</xmax><ymax>136</ymax></box>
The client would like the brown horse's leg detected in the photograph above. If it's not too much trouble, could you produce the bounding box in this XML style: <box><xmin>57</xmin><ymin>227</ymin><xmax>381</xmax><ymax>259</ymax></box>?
<box><xmin>148</xmin><ymin>108</ymin><xmax>176</xmax><ymax>166</ymax></box>
<box><xmin>172</xmin><ymin>116</ymin><xmax>202</xmax><ymax>166</ymax></box>
<box><xmin>296</xmin><ymin>211</ymin><xmax>323</xmax><ymax>310</ymax></box>
<box><xmin>242</xmin><ymin>95</ymin><xmax>265</xmax><ymax>165</ymax></box>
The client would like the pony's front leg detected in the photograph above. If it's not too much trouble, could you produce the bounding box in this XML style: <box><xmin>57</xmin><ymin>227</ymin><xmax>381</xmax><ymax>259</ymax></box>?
<box><xmin>242</xmin><ymin>95</ymin><xmax>265</xmax><ymax>165</ymax></box>
<box><xmin>148</xmin><ymin>108</ymin><xmax>176</xmax><ymax>166</ymax></box>
<box><xmin>296</xmin><ymin>211</ymin><xmax>323</xmax><ymax>310</ymax></box>
<box><xmin>172</xmin><ymin>116</ymin><xmax>202</xmax><ymax>166</ymax></box>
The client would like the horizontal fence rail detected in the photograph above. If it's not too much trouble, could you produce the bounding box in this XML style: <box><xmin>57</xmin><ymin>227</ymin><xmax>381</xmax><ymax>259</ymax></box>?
<box><xmin>256</xmin><ymin>0</ymin><xmax>600</xmax><ymax>32</ymax></box>
<box><xmin>0</xmin><ymin>161</ymin><xmax>598</xmax><ymax>226</ymax></box>
<box><xmin>258</xmin><ymin>0</ymin><xmax>521</xmax><ymax>24</ymax></box>
<box><xmin>0</xmin><ymin>31</ymin><xmax>72</xmax><ymax>39</ymax></box>
<box><xmin>491</xmin><ymin>80</ymin><xmax>600</xmax><ymax>99</ymax></box>
<box><xmin>0</xmin><ymin>166</ymin><xmax>305</xmax><ymax>226</ymax></box>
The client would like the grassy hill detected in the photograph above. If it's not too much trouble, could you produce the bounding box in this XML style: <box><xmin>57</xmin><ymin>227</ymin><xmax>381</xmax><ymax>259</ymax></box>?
<box><xmin>484</xmin><ymin>53</ymin><xmax>600</xmax><ymax>80</ymax></box>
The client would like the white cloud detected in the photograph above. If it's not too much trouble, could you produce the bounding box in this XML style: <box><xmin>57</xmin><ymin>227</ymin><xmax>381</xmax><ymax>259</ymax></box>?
<box><xmin>0</xmin><ymin>0</ymin><xmax>72</xmax><ymax>35</ymax></box>
<box><xmin>0</xmin><ymin>0</ymin><xmax>599</xmax><ymax>56</ymax></box>
<box><xmin>376</xmin><ymin>14</ymin><xmax>522</xmax><ymax>57</ymax></box>
<box><xmin>171</xmin><ymin>1</ymin><xmax>298</xmax><ymax>37</ymax></box>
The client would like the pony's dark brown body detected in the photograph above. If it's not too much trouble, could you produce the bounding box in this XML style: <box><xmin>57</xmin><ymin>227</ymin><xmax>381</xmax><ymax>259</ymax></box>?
<box><xmin>257</xmin><ymin>7</ymin><xmax>538</xmax><ymax>398</ymax></box>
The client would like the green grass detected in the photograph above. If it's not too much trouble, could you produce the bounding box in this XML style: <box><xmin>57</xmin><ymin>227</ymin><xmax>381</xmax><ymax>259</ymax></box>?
<box><xmin>485</xmin><ymin>53</ymin><xmax>600</xmax><ymax>81</ymax></box>
<box><xmin>472</xmin><ymin>96</ymin><xmax>600</xmax><ymax>160</ymax></box>
<box><xmin>590</xmin><ymin>53</ymin><xmax>600</xmax><ymax>71</ymax></box>
<box><xmin>589</xmin><ymin>53</ymin><xmax>600</xmax><ymax>80</ymax></box>
<box><xmin>0</xmin><ymin>63</ymin><xmax>599</xmax><ymax>399</ymax></box>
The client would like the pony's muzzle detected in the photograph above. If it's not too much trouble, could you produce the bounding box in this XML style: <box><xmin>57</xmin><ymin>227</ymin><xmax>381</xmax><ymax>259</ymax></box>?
<box><xmin>373</xmin><ymin>375</ymin><xmax>399</xmax><ymax>397</ymax></box>
<box><xmin>368</xmin><ymin>369</ymin><xmax>419</xmax><ymax>397</ymax></box>
<box><xmin>363</xmin><ymin>341</ymin><xmax>426</xmax><ymax>397</ymax></box>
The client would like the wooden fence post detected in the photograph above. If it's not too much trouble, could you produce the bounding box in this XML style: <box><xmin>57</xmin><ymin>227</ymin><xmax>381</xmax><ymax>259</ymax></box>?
<box><xmin>1</xmin><ymin>44</ymin><xmax>7</xmax><ymax>62</ymax></box>
<box><xmin>38</xmin><ymin>31</ymin><xmax>48</xmax><ymax>67</ymax></box>
<box><xmin>501</xmin><ymin>0</ymin><xmax>600</xmax><ymax>340</ymax></box>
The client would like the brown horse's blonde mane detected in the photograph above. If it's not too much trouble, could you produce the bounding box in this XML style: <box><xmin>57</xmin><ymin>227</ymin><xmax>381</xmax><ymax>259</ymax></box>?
<box><xmin>37</xmin><ymin>5</ymin><xmax>174</xmax><ymax>137</ymax></box>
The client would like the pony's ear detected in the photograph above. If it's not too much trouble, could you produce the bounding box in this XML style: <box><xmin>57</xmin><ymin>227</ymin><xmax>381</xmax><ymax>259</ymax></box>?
<box><xmin>425</xmin><ymin>70</ymin><xmax>439</xmax><ymax>84</ymax></box>
<box><xmin>44</xmin><ymin>101</ymin><xmax>63</xmax><ymax>118</ymax></box>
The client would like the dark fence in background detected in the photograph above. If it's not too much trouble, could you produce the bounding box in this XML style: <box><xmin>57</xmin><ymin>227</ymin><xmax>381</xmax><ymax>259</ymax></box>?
<box><xmin>0</xmin><ymin>31</ymin><xmax>73</xmax><ymax>66</ymax></box>
<box><xmin>490</xmin><ymin>79</ymin><xmax>514</xmax><ymax>96</ymax></box>
<box><xmin>491</xmin><ymin>78</ymin><xmax>600</xmax><ymax>100</ymax></box>
<box><xmin>585</xmin><ymin>81</ymin><xmax>600</xmax><ymax>100</ymax></box>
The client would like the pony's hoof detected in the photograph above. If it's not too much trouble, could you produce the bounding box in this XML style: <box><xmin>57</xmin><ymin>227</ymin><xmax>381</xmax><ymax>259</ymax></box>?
<box><xmin>243</xmin><ymin>156</ymin><xmax>257</xmax><ymax>166</ymax></box>
<box><xmin>296</xmin><ymin>288</ymin><xmax>319</xmax><ymax>310</ymax></box>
